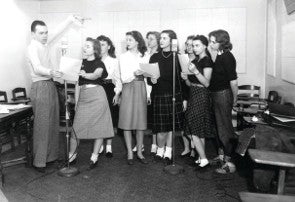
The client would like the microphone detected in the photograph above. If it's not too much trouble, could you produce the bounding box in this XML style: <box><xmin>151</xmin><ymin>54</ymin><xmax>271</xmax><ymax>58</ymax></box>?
<box><xmin>171</xmin><ymin>39</ymin><xmax>178</xmax><ymax>52</ymax></box>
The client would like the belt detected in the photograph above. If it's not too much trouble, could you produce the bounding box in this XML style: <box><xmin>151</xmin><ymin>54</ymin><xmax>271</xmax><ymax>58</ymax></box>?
<box><xmin>81</xmin><ymin>84</ymin><xmax>98</xmax><ymax>89</ymax></box>
<box><xmin>191</xmin><ymin>83</ymin><xmax>204</xmax><ymax>88</ymax></box>
<box><xmin>134</xmin><ymin>75</ymin><xmax>144</xmax><ymax>81</ymax></box>
<box><xmin>102</xmin><ymin>79</ymin><xmax>113</xmax><ymax>84</ymax></box>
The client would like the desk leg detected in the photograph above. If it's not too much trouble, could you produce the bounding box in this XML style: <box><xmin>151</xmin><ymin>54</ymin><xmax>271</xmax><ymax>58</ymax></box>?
<box><xmin>277</xmin><ymin>168</ymin><xmax>286</xmax><ymax>195</ymax></box>
<box><xmin>0</xmin><ymin>133</ymin><xmax>4</xmax><ymax>187</ymax></box>
<box><xmin>25</xmin><ymin>118</ymin><xmax>33</xmax><ymax>167</ymax></box>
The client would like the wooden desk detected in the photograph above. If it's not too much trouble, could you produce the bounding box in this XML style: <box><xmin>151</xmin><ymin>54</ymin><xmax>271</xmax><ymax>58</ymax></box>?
<box><xmin>239</xmin><ymin>192</ymin><xmax>295</xmax><ymax>202</ymax></box>
<box><xmin>0</xmin><ymin>106</ymin><xmax>33</xmax><ymax>187</ymax></box>
<box><xmin>249</xmin><ymin>149</ymin><xmax>295</xmax><ymax>195</ymax></box>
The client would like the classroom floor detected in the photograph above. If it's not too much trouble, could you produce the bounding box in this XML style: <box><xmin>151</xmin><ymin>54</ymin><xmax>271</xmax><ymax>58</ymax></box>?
<box><xmin>1</xmin><ymin>131</ymin><xmax>250</xmax><ymax>202</ymax></box>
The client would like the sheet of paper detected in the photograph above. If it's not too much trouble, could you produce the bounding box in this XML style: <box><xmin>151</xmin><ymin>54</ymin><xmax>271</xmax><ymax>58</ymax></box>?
<box><xmin>0</xmin><ymin>104</ymin><xmax>31</xmax><ymax>113</ymax></box>
<box><xmin>178</xmin><ymin>54</ymin><xmax>193</xmax><ymax>74</ymax></box>
<box><xmin>139</xmin><ymin>63</ymin><xmax>160</xmax><ymax>79</ymax></box>
<box><xmin>59</xmin><ymin>56</ymin><xmax>82</xmax><ymax>82</ymax></box>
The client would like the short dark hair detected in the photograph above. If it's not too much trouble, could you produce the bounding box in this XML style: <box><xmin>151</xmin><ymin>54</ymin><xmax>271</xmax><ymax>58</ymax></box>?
<box><xmin>126</xmin><ymin>31</ymin><xmax>147</xmax><ymax>57</ymax></box>
<box><xmin>193</xmin><ymin>35</ymin><xmax>211</xmax><ymax>59</ymax></box>
<box><xmin>96</xmin><ymin>35</ymin><xmax>116</xmax><ymax>58</ymax></box>
<box><xmin>31</xmin><ymin>20</ymin><xmax>46</xmax><ymax>32</ymax></box>
<box><xmin>208</xmin><ymin>29</ymin><xmax>233</xmax><ymax>51</ymax></box>
<box><xmin>86</xmin><ymin>37</ymin><xmax>101</xmax><ymax>59</ymax></box>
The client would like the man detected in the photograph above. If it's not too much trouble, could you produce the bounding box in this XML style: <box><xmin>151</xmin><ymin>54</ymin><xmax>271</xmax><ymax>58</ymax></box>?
<box><xmin>27</xmin><ymin>15</ymin><xmax>82</xmax><ymax>173</ymax></box>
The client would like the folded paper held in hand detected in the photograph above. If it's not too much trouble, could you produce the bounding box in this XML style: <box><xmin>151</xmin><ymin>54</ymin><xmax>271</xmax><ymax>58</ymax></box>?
<box><xmin>139</xmin><ymin>63</ymin><xmax>160</xmax><ymax>79</ymax></box>
<box><xmin>178</xmin><ymin>54</ymin><xmax>193</xmax><ymax>75</ymax></box>
<box><xmin>59</xmin><ymin>56</ymin><xmax>82</xmax><ymax>82</ymax></box>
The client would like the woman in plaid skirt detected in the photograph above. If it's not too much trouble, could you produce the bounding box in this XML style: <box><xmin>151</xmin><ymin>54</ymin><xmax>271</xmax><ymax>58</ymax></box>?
<box><xmin>148</xmin><ymin>30</ymin><xmax>186</xmax><ymax>164</ymax></box>
<box><xmin>181</xmin><ymin>35</ymin><xmax>215</xmax><ymax>170</ymax></box>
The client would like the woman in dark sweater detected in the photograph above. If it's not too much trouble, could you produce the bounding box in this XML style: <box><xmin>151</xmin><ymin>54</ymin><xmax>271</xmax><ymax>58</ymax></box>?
<box><xmin>209</xmin><ymin>29</ymin><xmax>238</xmax><ymax>174</ymax></box>
<box><xmin>148</xmin><ymin>30</ymin><xmax>185</xmax><ymax>164</ymax></box>
<box><xmin>70</xmin><ymin>38</ymin><xmax>114</xmax><ymax>169</ymax></box>
<box><xmin>181</xmin><ymin>35</ymin><xmax>215</xmax><ymax>169</ymax></box>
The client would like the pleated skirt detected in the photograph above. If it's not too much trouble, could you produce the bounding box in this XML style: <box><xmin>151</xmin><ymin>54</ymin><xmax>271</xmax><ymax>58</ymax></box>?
<box><xmin>118</xmin><ymin>80</ymin><xmax>147</xmax><ymax>130</ymax></box>
<box><xmin>73</xmin><ymin>86</ymin><xmax>114</xmax><ymax>139</ymax></box>
<box><xmin>152</xmin><ymin>92</ymin><xmax>184</xmax><ymax>133</ymax></box>
<box><xmin>185</xmin><ymin>86</ymin><xmax>215</xmax><ymax>138</ymax></box>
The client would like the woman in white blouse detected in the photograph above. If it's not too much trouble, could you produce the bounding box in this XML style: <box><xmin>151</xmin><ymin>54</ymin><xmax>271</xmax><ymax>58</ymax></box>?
<box><xmin>97</xmin><ymin>35</ymin><xmax>122</xmax><ymax>158</ymax></box>
<box><xmin>118</xmin><ymin>31</ymin><xmax>150</xmax><ymax>165</ymax></box>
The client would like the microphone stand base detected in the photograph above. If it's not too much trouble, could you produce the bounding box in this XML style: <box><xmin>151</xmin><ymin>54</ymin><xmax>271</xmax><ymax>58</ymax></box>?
<box><xmin>163</xmin><ymin>163</ymin><xmax>184</xmax><ymax>175</ymax></box>
<box><xmin>58</xmin><ymin>166</ymin><xmax>80</xmax><ymax>177</ymax></box>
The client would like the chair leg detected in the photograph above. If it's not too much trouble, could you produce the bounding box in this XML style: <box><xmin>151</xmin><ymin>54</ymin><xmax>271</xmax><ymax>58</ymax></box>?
<box><xmin>277</xmin><ymin>168</ymin><xmax>286</xmax><ymax>195</ymax></box>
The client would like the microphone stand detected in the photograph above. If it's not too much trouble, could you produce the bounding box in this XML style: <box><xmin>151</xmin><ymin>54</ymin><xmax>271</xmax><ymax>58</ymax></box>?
<box><xmin>58</xmin><ymin>48</ymin><xmax>79</xmax><ymax>177</ymax></box>
<box><xmin>164</xmin><ymin>50</ymin><xmax>184</xmax><ymax>175</ymax></box>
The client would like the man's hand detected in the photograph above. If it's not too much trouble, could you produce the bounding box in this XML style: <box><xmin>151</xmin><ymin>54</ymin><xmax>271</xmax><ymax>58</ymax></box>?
<box><xmin>50</xmin><ymin>70</ymin><xmax>63</xmax><ymax>78</ymax></box>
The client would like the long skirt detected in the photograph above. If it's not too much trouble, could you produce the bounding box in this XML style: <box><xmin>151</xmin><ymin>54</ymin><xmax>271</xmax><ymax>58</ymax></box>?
<box><xmin>152</xmin><ymin>92</ymin><xmax>184</xmax><ymax>133</ymax></box>
<box><xmin>73</xmin><ymin>86</ymin><xmax>114</xmax><ymax>139</ymax></box>
<box><xmin>30</xmin><ymin>80</ymin><xmax>59</xmax><ymax>167</ymax></box>
<box><xmin>185</xmin><ymin>86</ymin><xmax>215</xmax><ymax>138</ymax></box>
<box><xmin>101</xmin><ymin>82</ymin><xmax>119</xmax><ymax>127</ymax></box>
<box><xmin>118</xmin><ymin>80</ymin><xmax>147</xmax><ymax>130</ymax></box>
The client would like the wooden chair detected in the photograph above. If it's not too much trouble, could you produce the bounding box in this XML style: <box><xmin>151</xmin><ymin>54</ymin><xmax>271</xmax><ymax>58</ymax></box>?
<box><xmin>11</xmin><ymin>88</ymin><xmax>30</xmax><ymax>104</ymax></box>
<box><xmin>0</xmin><ymin>91</ymin><xmax>8</xmax><ymax>103</ymax></box>
<box><xmin>238</xmin><ymin>85</ymin><xmax>261</xmax><ymax>101</ymax></box>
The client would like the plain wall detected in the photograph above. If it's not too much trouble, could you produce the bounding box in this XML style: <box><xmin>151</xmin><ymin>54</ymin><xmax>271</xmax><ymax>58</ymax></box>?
<box><xmin>0</xmin><ymin>0</ymin><xmax>268</xmax><ymax>101</ymax></box>
<box><xmin>266</xmin><ymin>0</ymin><xmax>295</xmax><ymax>104</ymax></box>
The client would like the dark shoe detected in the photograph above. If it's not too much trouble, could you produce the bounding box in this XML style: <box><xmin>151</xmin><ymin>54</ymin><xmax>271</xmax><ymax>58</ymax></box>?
<box><xmin>137</xmin><ymin>156</ymin><xmax>148</xmax><ymax>164</ymax></box>
<box><xmin>153</xmin><ymin>155</ymin><xmax>163</xmax><ymax>163</ymax></box>
<box><xmin>127</xmin><ymin>159</ymin><xmax>134</xmax><ymax>165</ymax></box>
<box><xmin>150</xmin><ymin>152</ymin><xmax>156</xmax><ymax>157</ymax></box>
<box><xmin>180</xmin><ymin>151</ymin><xmax>191</xmax><ymax>158</ymax></box>
<box><xmin>164</xmin><ymin>157</ymin><xmax>172</xmax><ymax>165</ymax></box>
<box><xmin>33</xmin><ymin>166</ymin><xmax>45</xmax><ymax>173</ymax></box>
<box><xmin>88</xmin><ymin>160</ymin><xmax>98</xmax><ymax>170</ymax></box>
<box><xmin>69</xmin><ymin>158</ymin><xmax>77</xmax><ymax>166</ymax></box>
<box><xmin>195</xmin><ymin>164</ymin><xmax>210</xmax><ymax>172</ymax></box>
<box><xmin>105</xmin><ymin>152</ymin><xmax>113</xmax><ymax>158</ymax></box>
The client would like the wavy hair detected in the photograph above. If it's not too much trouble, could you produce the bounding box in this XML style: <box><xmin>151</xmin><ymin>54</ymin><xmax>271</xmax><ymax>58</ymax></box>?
<box><xmin>96</xmin><ymin>35</ymin><xmax>116</xmax><ymax>58</ymax></box>
<box><xmin>193</xmin><ymin>35</ymin><xmax>211</xmax><ymax>59</ymax></box>
<box><xmin>146</xmin><ymin>31</ymin><xmax>161</xmax><ymax>52</ymax></box>
<box><xmin>86</xmin><ymin>37</ymin><xmax>101</xmax><ymax>59</ymax></box>
<box><xmin>126</xmin><ymin>31</ymin><xmax>147</xmax><ymax>57</ymax></box>
<box><xmin>161</xmin><ymin>30</ymin><xmax>177</xmax><ymax>51</ymax></box>
<box><xmin>208</xmin><ymin>29</ymin><xmax>232</xmax><ymax>51</ymax></box>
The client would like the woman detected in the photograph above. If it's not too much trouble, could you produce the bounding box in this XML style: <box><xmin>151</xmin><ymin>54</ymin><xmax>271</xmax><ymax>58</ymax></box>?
<box><xmin>97</xmin><ymin>35</ymin><xmax>122</xmax><ymax>158</ymax></box>
<box><xmin>181</xmin><ymin>35</ymin><xmax>215</xmax><ymax>169</ymax></box>
<box><xmin>149</xmin><ymin>30</ymin><xmax>185</xmax><ymax>164</ymax></box>
<box><xmin>146</xmin><ymin>31</ymin><xmax>160</xmax><ymax>156</ymax></box>
<box><xmin>180</xmin><ymin>35</ymin><xmax>195</xmax><ymax>158</ymax></box>
<box><xmin>208</xmin><ymin>29</ymin><xmax>238</xmax><ymax>174</ymax></box>
<box><xmin>118</xmin><ymin>31</ymin><xmax>149</xmax><ymax>165</ymax></box>
<box><xmin>69</xmin><ymin>37</ymin><xmax>114</xmax><ymax>169</ymax></box>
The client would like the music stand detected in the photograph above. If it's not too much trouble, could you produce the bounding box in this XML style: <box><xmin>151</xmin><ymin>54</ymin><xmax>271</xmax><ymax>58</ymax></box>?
<box><xmin>164</xmin><ymin>47</ymin><xmax>184</xmax><ymax>175</ymax></box>
<box><xmin>58</xmin><ymin>48</ymin><xmax>79</xmax><ymax>177</ymax></box>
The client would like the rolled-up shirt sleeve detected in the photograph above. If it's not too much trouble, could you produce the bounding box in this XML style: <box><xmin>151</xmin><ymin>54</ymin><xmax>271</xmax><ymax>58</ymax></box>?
<box><xmin>27</xmin><ymin>45</ymin><xmax>51</xmax><ymax>76</ymax></box>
